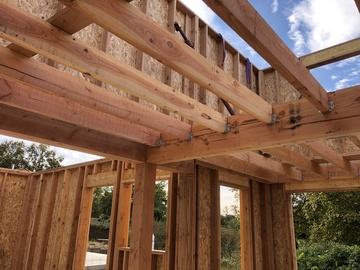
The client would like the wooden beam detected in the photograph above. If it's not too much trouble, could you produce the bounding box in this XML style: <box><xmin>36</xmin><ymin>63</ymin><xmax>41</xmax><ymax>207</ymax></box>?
<box><xmin>262</xmin><ymin>146</ymin><xmax>329</xmax><ymax>179</ymax></box>
<box><xmin>8</xmin><ymin>6</ymin><xmax>92</xmax><ymax>56</ymax></box>
<box><xmin>86</xmin><ymin>171</ymin><xmax>118</xmax><ymax>188</ymax></box>
<box><xmin>299</xmin><ymin>37</ymin><xmax>360</xmax><ymax>69</ymax></box>
<box><xmin>58</xmin><ymin>0</ymin><xmax>273</xmax><ymax>123</ymax></box>
<box><xmin>0</xmin><ymin>46</ymin><xmax>191</xmax><ymax>140</ymax></box>
<box><xmin>0</xmin><ymin>78</ymin><xmax>161</xmax><ymax>146</ymax></box>
<box><xmin>0</xmin><ymin>104</ymin><xmax>147</xmax><ymax>163</ymax></box>
<box><xmin>286</xmin><ymin>177</ymin><xmax>360</xmax><ymax>192</ymax></box>
<box><xmin>147</xmin><ymin>85</ymin><xmax>360</xmax><ymax>164</ymax></box>
<box><xmin>0</xmin><ymin>2</ymin><xmax>227</xmax><ymax>133</ymax></box>
<box><xmin>240</xmin><ymin>188</ymin><xmax>254</xmax><ymax>270</ymax></box>
<box><xmin>348</xmin><ymin>135</ymin><xmax>360</xmax><ymax>148</ymax></box>
<box><xmin>355</xmin><ymin>0</ymin><xmax>360</xmax><ymax>13</ymax></box>
<box><xmin>305</xmin><ymin>141</ymin><xmax>359</xmax><ymax>177</ymax></box>
<box><xmin>129</xmin><ymin>163</ymin><xmax>157</xmax><ymax>270</ymax></box>
<box><xmin>203</xmin><ymin>0</ymin><xmax>330</xmax><ymax>113</ymax></box>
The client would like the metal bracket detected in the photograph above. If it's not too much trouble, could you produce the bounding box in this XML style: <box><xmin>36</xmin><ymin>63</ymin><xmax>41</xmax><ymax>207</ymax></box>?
<box><xmin>187</xmin><ymin>132</ymin><xmax>194</xmax><ymax>141</ymax></box>
<box><xmin>271</xmin><ymin>114</ymin><xmax>277</xmax><ymax>124</ymax></box>
<box><xmin>328</xmin><ymin>172</ymin><xmax>332</xmax><ymax>179</ymax></box>
<box><xmin>224</xmin><ymin>123</ymin><xmax>231</xmax><ymax>133</ymax></box>
<box><xmin>156</xmin><ymin>137</ymin><xmax>163</xmax><ymax>147</ymax></box>
<box><xmin>328</xmin><ymin>101</ymin><xmax>335</xmax><ymax>112</ymax></box>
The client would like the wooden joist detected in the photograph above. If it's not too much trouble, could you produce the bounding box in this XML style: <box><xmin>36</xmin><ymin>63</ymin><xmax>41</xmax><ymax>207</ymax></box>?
<box><xmin>286</xmin><ymin>177</ymin><xmax>360</xmax><ymax>192</ymax></box>
<box><xmin>299</xmin><ymin>37</ymin><xmax>360</xmax><ymax>69</ymax></box>
<box><xmin>0</xmin><ymin>46</ymin><xmax>191</xmax><ymax>140</ymax></box>
<box><xmin>0</xmin><ymin>104</ymin><xmax>147</xmax><ymax>163</ymax></box>
<box><xmin>304</xmin><ymin>141</ymin><xmax>359</xmax><ymax>177</ymax></box>
<box><xmin>57</xmin><ymin>0</ymin><xmax>273</xmax><ymax>123</ymax></box>
<box><xmin>147</xmin><ymin>85</ymin><xmax>360</xmax><ymax>164</ymax></box>
<box><xmin>203</xmin><ymin>0</ymin><xmax>330</xmax><ymax>113</ymax></box>
<box><xmin>0</xmin><ymin>78</ymin><xmax>161</xmax><ymax>146</ymax></box>
<box><xmin>0</xmin><ymin>1</ymin><xmax>227</xmax><ymax>132</ymax></box>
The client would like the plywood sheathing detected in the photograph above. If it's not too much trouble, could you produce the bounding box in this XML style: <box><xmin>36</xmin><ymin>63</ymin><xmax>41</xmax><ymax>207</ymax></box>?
<box><xmin>0</xmin><ymin>171</ymin><xmax>28</xmax><ymax>270</ymax></box>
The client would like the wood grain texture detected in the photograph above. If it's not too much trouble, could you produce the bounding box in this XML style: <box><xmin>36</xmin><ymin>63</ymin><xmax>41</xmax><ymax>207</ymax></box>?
<box><xmin>203</xmin><ymin>0</ymin><xmax>330</xmax><ymax>112</ymax></box>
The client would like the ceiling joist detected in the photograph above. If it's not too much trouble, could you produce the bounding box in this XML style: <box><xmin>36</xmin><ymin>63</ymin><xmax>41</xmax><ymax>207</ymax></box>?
<box><xmin>57</xmin><ymin>0</ymin><xmax>273</xmax><ymax>123</ymax></box>
<box><xmin>0</xmin><ymin>1</ymin><xmax>228</xmax><ymax>132</ymax></box>
<box><xmin>203</xmin><ymin>0</ymin><xmax>330</xmax><ymax>113</ymax></box>
<box><xmin>0</xmin><ymin>46</ymin><xmax>191</xmax><ymax>140</ymax></box>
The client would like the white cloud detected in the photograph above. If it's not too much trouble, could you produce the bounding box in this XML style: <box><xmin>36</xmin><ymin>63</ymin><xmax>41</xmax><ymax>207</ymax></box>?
<box><xmin>272</xmin><ymin>0</ymin><xmax>279</xmax><ymax>13</ymax></box>
<box><xmin>287</xmin><ymin>0</ymin><xmax>360</xmax><ymax>55</ymax></box>
<box><xmin>180</xmin><ymin>0</ymin><xmax>217</xmax><ymax>25</ymax></box>
<box><xmin>334</xmin><ymin>78</ymin><xmax>352</xmax><ymax>89</ymax></box>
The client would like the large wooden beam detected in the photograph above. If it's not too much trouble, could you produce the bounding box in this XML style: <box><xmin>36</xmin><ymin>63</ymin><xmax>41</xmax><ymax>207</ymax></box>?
<box><xmin>0</xmin><ymin>78</ymin><xmax>161</xmax><ymax>146</ymax></box>
<box><xmin>0</xmin><ymin>104</ymin><xmax>147</xmax><ymax>163</ymax></box>
<box><xmin>57</xmin><ymin>0</ymin><xmax>273</xmax><ymax>123</ymax></box>
<box><xmin>0</xmin><ymin>1</ymin><xmax>227</xmax><ymax>132</ymax></box>
<box><xmin>299</xmin><ymin>37</ymin><xmax>360</xmax><ymax>69</ymax></box>
<box><xmin>0</xmin><ymin>46</ymin><xmax>191</xmax><ymax>140</ymax></box>
<box><xmin>286</xmin><ymin>177</ymin><xmax>360</xmax><ymax>192</ymax></box>
<box><xmin>203</xmin><ymin>0</ymin><xmax>330</xmax><ymax>113</ymax></box>
<box><xmin>147</xmin><ymin>85</ymin><xmax>360</xmax><ymax>164</ymax></box>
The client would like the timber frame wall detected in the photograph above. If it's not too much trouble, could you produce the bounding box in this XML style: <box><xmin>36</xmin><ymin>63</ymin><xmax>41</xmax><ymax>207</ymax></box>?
<box><xmin>0</xmin><ymin>0</ymin><xmax>360</xmax><ymax>269</ymax></box>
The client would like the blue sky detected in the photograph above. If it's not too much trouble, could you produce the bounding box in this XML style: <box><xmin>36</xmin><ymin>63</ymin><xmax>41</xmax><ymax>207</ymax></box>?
<box><xmin>182</xmin><ymin>0</ymin><xmax>360</xmax><ymax>91</ymax></box>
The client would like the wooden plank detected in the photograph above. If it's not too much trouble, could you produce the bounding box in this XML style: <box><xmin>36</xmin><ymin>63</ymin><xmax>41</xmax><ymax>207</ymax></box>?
<box><xmin>147</xmin><ymin>85</ymin><xmax>360</xmax><ymax>164</ymax></box>
<box><xmin>0</xmin><ymin>78</ymin><xmax>160</xmax><ymax>146</ymax></box>
<box><xmin>106</xmin><ymin>161</ymin><xmax>122</xmax><ymax>270</ymax></box>
<box><xmin>72</xmin><ymin>166</ymin><xmax>94</xmax><ymax>270</ymax></box>
<box><xmin>25</xmin><ymin>175</ymin><xmax>45</xmax><ymax>269</ymax></box>
<box><xmin>128</xmin><ymin>163</ymin><xmax>157</xmax><ymax>270</ymax></box>
<box><xmin>356</xmin><ymin>0</ymin><xmax>360</xmax><ymax>12</ymax></box>
<box><xmin>38</xmin><ymin>173</ymin><xmax>60</xmax><ymax>270</ymax></box>
<box><xmin>305</xmin><ymin>141</ymin><xmax>359</xmax><ymax>177</ymax></box>
<box><xmin>240</xmin><ymin>188</ymin><xmax>254</xmax><ymax>270</ymax></box>
<box><xmin>164</xmin><ymin>173</ymin><xmax>178</xmax><ymax>270</ymax></box>
<box><xmin>0</xmin><ymin>104</ymin><xmax>146</xmax><ymax>163</ymax></box>
<box><xmin>218</xmin><ymin>170</ymin><xmax>249</xmax><ymax>188</ymax></box>
<box><xmin>203</xmin><ymin>0</ymin><xmax>330</xmax><ymax>112</ymax></box>
<box><xmin>0</xmin><ymin>3</ymin><xmax>228</xmax><ymax>133</ymax></box>
<box><xmin>86</xmin><ymin>171</ymin><xmax>118</xmax><ymax>188</ymax></box>
<box><xmin>58</xmin><ymin>0</ymin><xmax>273</xmax><ymax>123</ymax></box>
<box><xmin>8</xmin><ymin>6</ymin><xmax>92</xmax><ymax>56</ymax></box>
<box><xmin>175</xmin><ymin>173</ymin><xmax>196</xmax><ymax>269</ymax></box>
<box><xmin>285</xmin><ymin>177</ymin><xmax>360</xmax><ymax>192</ymax></box>
<box><xmin>0</xmin><ymin>172</ymin><xmax>6</xmax><ymax>206</ymax></box>
<box><xmin>300</xmin><ymin>37</ymin><xmax>360</xmax><ymax>69</ymax></box>
<box><xmin>262</xmin><ymin>146</ymin><xmax>329</xmax><ymax>179</ymax></box>
<box><xmin>0</xmin><ymin>46</ymin><xmax>191</xmax><ymax>140</ymax></box>
<box><xmin>259</xmin><ymin>183</ymin><xmax>275</xmax><ymax>270</ymax></box>
<box><xmin>343</xmin><ymin>151</ymin><xmax>360</xmax><ymax>161</ymax></box>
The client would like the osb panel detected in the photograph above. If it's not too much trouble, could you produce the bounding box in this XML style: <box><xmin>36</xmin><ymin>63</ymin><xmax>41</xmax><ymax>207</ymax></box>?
<box><xmin>326</xmin><ymin>137</ymin><xmax>360</xmax><ymax>153</ymax></box>
<box><xmin>263</xmin><ymin>72</ymin><xmax>277</xmax><ymax>105</ymax></box>
<box><xmin>197</xmin><ymin>167</ymin><xmax>211</xmax><ymax>270</ymax></box>
<box><xmin>0</xmin><ymin>173</ymin><xmax>27</xmax><ymax>270</ymax></box>
<box><xmin>279</xmin><ymin>76</ymin><xmax>300</xmax><ymax>103</ymax></box>
<box><xmin>148</xmin><ymin>0</ymin><xmax>169</xmax><ymax>29</ymax></box>
<box><xmin>11</xmin><ymin>0</ymin><xmax>61</xmax><ymax>19</ymax></box>
<box><xmin>251</xmin><ymin>181</ymin><xmax>263</xmax><ymax>270</ymax></box>
<box><xmin>271</xmin><ymin>184</ymin><xmax>289</xmax><ymax>270</ymax></box>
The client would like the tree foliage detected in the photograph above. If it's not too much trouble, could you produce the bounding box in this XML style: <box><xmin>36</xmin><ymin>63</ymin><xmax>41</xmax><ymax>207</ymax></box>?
<box><xmin>0</xmin><ymin>140</ymin><xmax>63</xmax><ymax>171</ymax></box>
<box><xmin>293</xmin><ymin>191</ymin><xmax>360</xmax><ymax>246</ymax></box>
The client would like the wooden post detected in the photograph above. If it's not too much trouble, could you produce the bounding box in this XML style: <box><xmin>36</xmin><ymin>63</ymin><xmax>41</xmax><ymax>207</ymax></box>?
<box><xmin>259</xmin><ymin>183</ymin><xmax>275</xmax><ymax>270</ymax></box>
<box><xmin>240</xmin><ymin>187</ymin><xmax>254</xmax><ymax>270</ymax></box>
<box><xmin>175</xmin><ymin>172</ymin><xmax>196</xmax><ymax>269</ymax></box>
<box><xmin>128</xmin><ymin>163</ymin><xmax>157</xmax><ymax>270</ymax></box>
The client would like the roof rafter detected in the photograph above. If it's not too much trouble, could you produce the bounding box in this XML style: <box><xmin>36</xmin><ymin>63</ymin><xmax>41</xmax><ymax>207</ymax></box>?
<box><xmin>147</xmin><ymin>85</ymin><xmax>360</xmax><ymax>164</ymax></box>
<box><xmin>57</xmin><ymin>0</ymin><xmax>273</xmax><ymax>123</ymax></box>
<box><xmin>0</xmin><ymin>46</ymin><xmax>191</xmax><ymax>140</ymax></box>
<box><xmin>0</xmin><ymin>1</ymin><xmax>227</xmax><ymax>132</ymax></box>
<box><xmin>203</xmin><ymin>0</ymin><xmax>330</xmax><ymax>112</ymax></box>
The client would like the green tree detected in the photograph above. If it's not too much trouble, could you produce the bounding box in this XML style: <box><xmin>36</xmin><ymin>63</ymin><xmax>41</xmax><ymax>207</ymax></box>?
<box><xmin>0</xmin><ymin>140</ymin><xmax>63</xmax><ymax>171</ymax></box>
